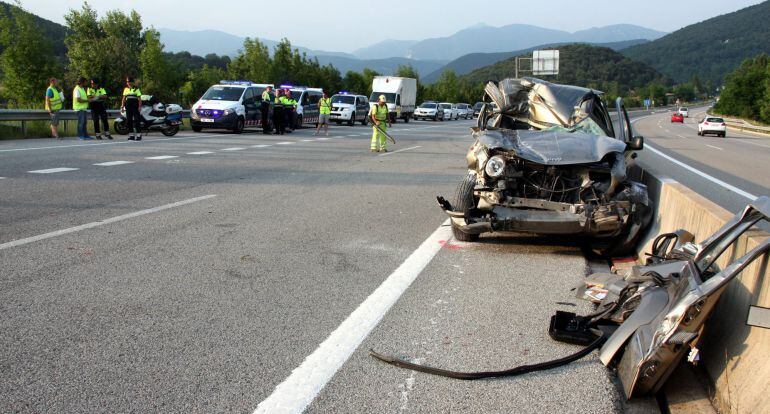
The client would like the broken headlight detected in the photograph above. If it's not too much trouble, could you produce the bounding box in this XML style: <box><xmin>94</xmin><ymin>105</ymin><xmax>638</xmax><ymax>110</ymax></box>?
<box><xmin>485</xmin><ymin>155</ymin><xmax>506</xmax><ymax>178</ymax></box>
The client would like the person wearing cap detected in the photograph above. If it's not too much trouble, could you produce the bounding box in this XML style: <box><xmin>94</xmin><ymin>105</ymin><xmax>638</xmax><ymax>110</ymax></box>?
<box><xmin>369</xmin><ymin>94</ymin><xmax>391</xmax><ymax>152</ymax></box>
<box><xmin>315</xmin><ymin>91</ymin><xmax>332</xmax><ymax>136</ymax></box>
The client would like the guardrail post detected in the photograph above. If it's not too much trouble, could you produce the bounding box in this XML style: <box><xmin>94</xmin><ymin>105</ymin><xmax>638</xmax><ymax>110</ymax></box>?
<box><xmin>21</xmin><ymin>120</ymin><xmax>27</xmax><ymax>136</ymax></box>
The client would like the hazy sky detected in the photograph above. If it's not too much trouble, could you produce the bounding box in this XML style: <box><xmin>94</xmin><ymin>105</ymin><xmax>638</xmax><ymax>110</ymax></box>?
<box><xmin>20</xmin><ymin>0</ymin><xmax>764</xmax><ymax>52</ymax></box>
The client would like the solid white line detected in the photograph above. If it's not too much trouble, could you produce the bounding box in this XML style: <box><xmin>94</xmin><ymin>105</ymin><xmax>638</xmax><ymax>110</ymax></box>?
<box><xmin>187</xmin><ymin>151</ymin><xmax>214</xmax><ymax>155</ymax></box>
<box><xmin>0</xmin><ymin>195</ymin><xmax>217</xmax><ymax>250</ymax></box>
<box><xmin>644</xmin><ymin>144</ymin><xmax>757</xmax><ymax>200</ymax></box>
<box><xmin>378</xmin><ymin>145</ymin><xmax>422</xmax><ymax>157</ymax></box>
<box><xmin>251</xmin><ymin>144</ymin><xmax>272</xmax><ymax>148</ymax></box>
<box><xmin>93</xmin><ymin>161</ymin><xmax>134</xmax><ymax>166</ymax></box>
<box><xmin>705</xmin><ymin>144</ymin><xmax>723</xmax><ymax>151</ymax></box>
<box><xmin>276</xmin><ymin>141</ymin><xmax>294</xmax><ymax>145</ymax></box>
<box><xmin>253</xmin><ymin>220</ymin><xmax>453</xmax><ymax>414</ymax></box>
<box><xmin>220</xmin><ymin>147</ymin><xmax>246</xmax><ymax>151</ymax></box>
<box><xmin>0</xmin><ymin>133</ymin><xmax>225</xmax><ymax>153</ymax></box>
<box><xmin>145</xmin><ymin>155</ymin><xmax>179</xmax><ymax>160</ymax></box>
<box><xmin>28</xmin><ymin>167</ymin><xmax>79</xmax><ymax>174</ymax></box>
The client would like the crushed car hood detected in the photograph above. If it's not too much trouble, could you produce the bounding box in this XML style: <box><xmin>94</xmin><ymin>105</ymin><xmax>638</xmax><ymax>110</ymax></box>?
<box><xmin>474</xmin><ymin>128</ymin><xmax>627</xmax><ymax>165</ymax></box>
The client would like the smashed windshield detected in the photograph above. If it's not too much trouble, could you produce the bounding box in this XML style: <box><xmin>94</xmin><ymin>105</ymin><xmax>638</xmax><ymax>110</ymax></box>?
<box><xmin>542</xmin><ymin>116</ymin><xmax>609</xmax><ymax>137</ymax></box>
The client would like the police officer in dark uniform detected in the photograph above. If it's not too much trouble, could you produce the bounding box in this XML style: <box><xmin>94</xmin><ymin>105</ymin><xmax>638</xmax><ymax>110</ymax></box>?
<box><xmin>272</xmin><ymin>89</ymin><xmax>285</xmax><ymax>135</ymax></box>
<box><xmin>260</xmin><ymin>86</ymin><xmax>275</xmax><ymax>135</ymax></box>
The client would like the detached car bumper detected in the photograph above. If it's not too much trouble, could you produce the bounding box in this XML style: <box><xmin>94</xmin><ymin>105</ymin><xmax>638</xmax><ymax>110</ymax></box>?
<box><xmin>438</xmin><ymin>195</ymin><xmax>626</xmax><ymax>237</ymax></box>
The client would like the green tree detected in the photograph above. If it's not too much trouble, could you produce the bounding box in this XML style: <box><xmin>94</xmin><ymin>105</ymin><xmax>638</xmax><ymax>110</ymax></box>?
<box><xmin>361</xmin><ymin>68</ymin><xmax>380</xmax><ymax>97</ymax></box>
<box><xmin>140</xmin><ymin>28</ymin><xmax>180</xmax><ymax>101</ymax></box>
<box><xmin>181</xmin><ymin>64</ymin><xmax>226</xmax><ymax>106</ymax></box>
<box><xmin>64</xmin><ymin>3</ymin><xmax>144</xmax><ymax>93</ymax></box>
<box><xmin>228</xmin><ymin>37</ymin><xmax>271</xmax><ymax>82</ymax></box>
<box><xmin>0</xmin><ymin>1</ymin><xmax>61</xmax><ymax>107</ymax></box>
<box><xmin>270</xmin><ymin>38</ymin><xmax>293</xmax><ymax>84</ymax></box>
<box><xmin>342</xmin><ymin>71</ymin><xmax>367</xmax><ymax>95</ymax></box>
<box><xmin>715</xmin><ymin>54</ymin><xmax>769</xmax><ymax>120</ymax></box>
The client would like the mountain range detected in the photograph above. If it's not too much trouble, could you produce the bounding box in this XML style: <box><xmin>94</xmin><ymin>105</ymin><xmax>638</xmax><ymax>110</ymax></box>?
<box><xmin>621</xmin><ymin>0</ymin><xmax>770</xmax><ymax>85</ymax></box>
<box><xmin>156</xmin><ymin>23</ymin><xmax>666</xmax><ymax>77</ymax></box>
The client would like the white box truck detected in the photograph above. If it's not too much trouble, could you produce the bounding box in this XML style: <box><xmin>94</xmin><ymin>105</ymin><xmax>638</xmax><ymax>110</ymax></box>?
<box><xmin>369</xmin><ymin>76</ymin><xmax>416</xmax><ymax>123</ymax></box>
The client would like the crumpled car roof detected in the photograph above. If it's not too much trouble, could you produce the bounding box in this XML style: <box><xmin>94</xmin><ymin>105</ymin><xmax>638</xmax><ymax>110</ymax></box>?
<box><xmin>474</xmin><ymin>128</ymin><xmax>626</xmax><ymax>165</ymax></box>
<box><xmin>485</xmin><ymin>77</ymin><xmax>604</xmax><ymax>128</ymax></box>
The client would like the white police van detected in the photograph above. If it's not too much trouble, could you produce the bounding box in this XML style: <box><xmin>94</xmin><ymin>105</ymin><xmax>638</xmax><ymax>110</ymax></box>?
<box><xmin>330</xmin><ymin>92</ymin><xmax>369</xmax><ymax>126</ymax></box>
<box><xmin>280</xmin><ymin>86</ymin><xmax>324</xmax><ymax>129</ymax></box>
<box><xmin>190</xmin><ymin>81</ymin><xmax>272</xmax><ymax>133</ymax></box>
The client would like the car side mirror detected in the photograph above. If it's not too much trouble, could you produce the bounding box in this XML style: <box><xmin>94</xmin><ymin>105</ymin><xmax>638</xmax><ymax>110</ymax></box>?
<box><xmin>627</xmin><ymin>135</ymin><xmax>644</xmax><ymax>151</ymax></box>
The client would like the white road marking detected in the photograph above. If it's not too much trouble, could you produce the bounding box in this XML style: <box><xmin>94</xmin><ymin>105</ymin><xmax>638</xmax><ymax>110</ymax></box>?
<box><xmin>187</xmin><ymin>151</ymin><xmax>214</xmax><ymax>155</ymax></box>
<box><xmin>644</xmin><ymin>144</ymin><xmax>757</xmax><ymax>200</ymax></box>
<box><xmin>220</xmin><ymin>147</ymin><xmax>246</xmax><ymax>151</ymax></box>
<box><xmin>251</xmin><ymin>144</ymin><xmax>272</xmax><ymax>148</ymax></box>
<box><xmin>0</xmin><ymin>177</ymin><xmax>6</xmax><ymax>179</ymax></box>
<box><xmin>0</xmin><ymin>194</ymin><xmax>217</xmax><ymax>250</ymax></box>
<box><xmin>705</xmin><ymin>144</ymin><xmax>724</xmax><ymax>151</ymax></box>
<box><xmin>145</xmin><ymin>155</ymin><xmax>179</xmax><ymax>160</ymax></box>
<box><xmin>254</xmin><ymin>220</ymin><xmax>453</xmax><ymax>414</ymax></box>
<box><xmin>276</xmin><ymin>141</ymin><xmax>294</xmax><ymax>145</ymax></box>
<box><xmin>28</xmin><ymin>167</ymin><xmax>79</xmax><ymax>174</ymax></box>
<box><xmin>316</xmin><ymin>138</ymin><xmax>331</xmax><ymax>141</ymax></box>
<box><xmin>93</xmin><ymin>161</ymin><xmax>134</xmax><ymax>166</ymax></box>
<box><xmin>378</xmin><ymin>146</ymin><xmax>422</xmax><ymax>157</ymax></box>
<box><xmin>347</xmin><ymin>134</ymin><xmax>360</xmax><ymax>137</ymax></box>
<box><xmin>0</xmin><ymin>133</ymin><xmax>225</xmax><ymax>153</ymax></box>
<box><xmin>301</xmin><ymin>139</ymin><xmax>315</xmax><ymax>142</ymax></box>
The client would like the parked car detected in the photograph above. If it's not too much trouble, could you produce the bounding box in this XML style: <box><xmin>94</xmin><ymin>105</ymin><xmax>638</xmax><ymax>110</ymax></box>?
<box><xmin>671</xmin><ymin>112</ymin><xmax>684</xmax><ymax>123</ymax></box>
<box><xmin>698</xmin><ymin>116</ymin><xmax>727</xmax><ymax>137</ymax></box>
<box><xmin>439</xmin><ymin>102</ymin><xmax>455</xmax><ymax>120</ymax></box>
<box><xmin>437</xmin><ymin>77</ymin><xmax>650</xmax><ymax>256</ymax></box>
<box><xmin>678</xmin><ymin>107</ymin><xmax>689</xmax><ymax>117</ymax></box>
<box><xmin>330</xmin><ymin>93</ymin><xmax>369</xmax><ymax>126</ymax></box>
<box><xmin>414</xmin><ymin>102</ymin><xmax>444</xmax><ymax>121</ymax></box>
<box><xmin>455</xmin><ymin>103</ymin><xmax>472</xmax><ymax>119</ymax></box>
<box><xmin>473</xmin><ymin>102</ymin><xmax>485</xmax><ymax>115</ymax></box>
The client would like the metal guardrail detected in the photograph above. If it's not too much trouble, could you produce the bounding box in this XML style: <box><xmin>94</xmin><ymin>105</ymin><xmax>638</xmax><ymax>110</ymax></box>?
<box><xmin>0</xmin><ymin>109</ymin><xmax>191</xmax><ymax>136</ymax></box>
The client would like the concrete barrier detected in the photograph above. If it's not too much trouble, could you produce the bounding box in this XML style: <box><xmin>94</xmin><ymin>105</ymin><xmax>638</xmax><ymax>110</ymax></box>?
<box><xmin>632</xmin><ymin>168</ymin><xmax>769</xmax><ymax>414</ymax></box>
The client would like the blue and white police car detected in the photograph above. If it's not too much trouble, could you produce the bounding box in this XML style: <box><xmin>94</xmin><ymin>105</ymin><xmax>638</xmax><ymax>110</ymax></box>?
<box><xmin>190</xmin><ymin>81</ymin><xmax>273</xmax><ymax>133</ymax></box>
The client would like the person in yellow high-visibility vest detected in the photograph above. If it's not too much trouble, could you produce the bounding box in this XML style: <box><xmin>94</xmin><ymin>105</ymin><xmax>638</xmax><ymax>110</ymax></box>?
<box><xmin>45</xmin><ymin>77</ymin><xmax>64</xmax><ymax>139</ymax></box>
<box><xmin>369</xmin><ymin>94</ymin><xmax>391</xmax><ymax>152</ymax></box>
<box><xmin>73</xmin><ymin>77</ymin><xmax>92</xmax><ymax>140</ymax></box>
<box><xmin>315</xmin><ymin>90</ymin><xmax>332</xmax><ymax>136</ymax></box>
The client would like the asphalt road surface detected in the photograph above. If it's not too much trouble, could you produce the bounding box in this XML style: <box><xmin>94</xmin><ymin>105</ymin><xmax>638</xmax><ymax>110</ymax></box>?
<box><xmin>0</xmin><ymin>119</ymin><xmax>653</xmax><ymax>413</ymax></box>
<box><xmin>632</xmin><ymin>106</ymin><xmax>770</xmax><ymax>213</ymax></box>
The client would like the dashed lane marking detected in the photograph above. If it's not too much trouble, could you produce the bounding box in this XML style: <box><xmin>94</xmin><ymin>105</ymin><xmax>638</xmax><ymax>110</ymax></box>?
<box><xmin>301</xmin><ymin>139</ymin><xmax>315</xmax><ymax>142</ymax></box>
<box><xmin>378</xmin><ymin>145</ymin><xmax>422</xmax><ymax>157</ymax></box>
<box><xmin>0</xmin><ymin>194</ymin><xmax>217</xmax><ymax>251</ymax></box>
<box><xmin>276</xmin><ymin>141</ymin><xmax>294</xmax><ymax>145</ymax></box>
<box><xmin>220</xmin><ymin>147</ymin><xmax>246</xmax><ymax>151</ymax></box>
<box><xmin>253</xmin><ymin>220</ymin><xmax>453</xmax><ymax>414</ymax></box>
<box><xmin>251</xmin><ymin>144</ymin><xmax>272</xmax><ymax>148</ymax></box>
<box><xmin>145</xmin><ymin>155</ymin><xmax>179</xmax><ymax>160</ymax></box>
<box><xmin>93</xmin><ymin>161</ymin><xmax>134</xmax><ymax>166</ymax></box>
<box><xmin>706</xmin><ymin>144</ymin><xmax>724</xmax><ymax>151</ymax></box>
<box><xmin>316</xmin><ymin>138</ymin><xmax>331</xmax><ymax>141</ymax></box>
<box><xmin>187</xmin><ymin>151</ymin><xmax>214</xmax><ymax>155</ymax></box>
<box><xmin>0</xmin><ymin>133</ymin><xmax>226</xmax><ymax>153</ymax></box>
<box><xmin>28</xmin><ymin>167</ymin><xmax>79</xmax><ymax>174</ymax></box>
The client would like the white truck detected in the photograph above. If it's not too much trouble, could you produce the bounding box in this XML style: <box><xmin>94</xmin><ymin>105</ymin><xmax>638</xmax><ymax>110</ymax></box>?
<box><xmin>369</xmin><ymin>76</ymin><xmax>416</xmax><ymax>123</ymax></box>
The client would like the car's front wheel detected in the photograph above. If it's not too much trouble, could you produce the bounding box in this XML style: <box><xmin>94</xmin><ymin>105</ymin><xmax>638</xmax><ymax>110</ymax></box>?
<box><xmin>451</xmin><ymin>173</ymin><xmax>480</xmax><ymax>242</ymax></box>
<box><xmin>232</xmin><ymin>117</ymin><xmax>244</xmax><ymax>134</ymax></box>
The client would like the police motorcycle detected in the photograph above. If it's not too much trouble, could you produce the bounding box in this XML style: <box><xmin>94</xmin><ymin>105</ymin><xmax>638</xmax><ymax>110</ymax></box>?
<box><xmin>114</xmin><ymin>95</ymin><xmax>184</xmax><ymax>137</ymax></box>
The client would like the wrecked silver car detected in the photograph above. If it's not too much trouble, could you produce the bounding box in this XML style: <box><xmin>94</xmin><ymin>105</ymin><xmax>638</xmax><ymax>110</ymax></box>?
<box><xmin>437</xmin><ymin>78</ymin><xmax>650</xmax><ymax>255</ymax></box>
